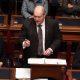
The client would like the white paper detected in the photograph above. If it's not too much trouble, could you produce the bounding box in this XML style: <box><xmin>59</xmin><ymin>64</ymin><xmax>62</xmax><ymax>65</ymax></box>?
<box><xmin>45</xmin><ymin>59</ymin><xmax>58</xmax><ymax>64</ymax></box>
<box><xmin>28</xmin><ymin>58</ymin><xmax>67</xmax><ymax>65</ymax></box>
<box><xmin>28</xmin><ymin>58</ymin><xmax>45</xmax><ymax>64</ymax></box>
<box><xmin>16</xmin><ymin>68</ymin><xmax>31</xmax><ymax>79</ymax></box>
<box><xmin>57</xmin><ymin>59</ymin><xmax>67</xmax><ymax>65</ymax></box>
<box><xmin>34</xmin><ymin>78</ymin><xmax>48</xmax><ymax>80</ymax></box>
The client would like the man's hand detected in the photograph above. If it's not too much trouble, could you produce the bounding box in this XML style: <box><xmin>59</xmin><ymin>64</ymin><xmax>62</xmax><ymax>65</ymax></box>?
<box><xmin>43</xmin><ymin>48</ymin><xmax>53</xmax><ymax>56</ymax></box>
<box><xmin>23</xmin><ymin>39</ymin><xmax>30</xmax><ymax>48</ymax></box>
<box><xmin>0</xmin><ymin>62</ymin><xmax>3</xmax><ymax>67</ymax></box>
<box><xmin>68</xmin><ymin>3</ymin><xmax>74</xmax><ymax>8</ymax></box>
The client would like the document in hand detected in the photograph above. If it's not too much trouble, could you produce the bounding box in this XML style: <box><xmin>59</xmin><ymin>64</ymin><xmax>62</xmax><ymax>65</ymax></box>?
<box><xmin>28</xmin><ymin>58</ymin><xmax>67</xmax><ymax>65</ymax></box>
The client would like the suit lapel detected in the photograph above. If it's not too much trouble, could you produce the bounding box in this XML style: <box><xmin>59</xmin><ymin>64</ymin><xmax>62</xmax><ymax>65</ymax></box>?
<box><xmin>45</xmin><ymin>18</ymin><xmax>49</xmax><ymax>43</ymax></box>
<box><xmin>31</xmin><ymin>20</ymin><xmax>38</xmax><ymax>40</ymax></box>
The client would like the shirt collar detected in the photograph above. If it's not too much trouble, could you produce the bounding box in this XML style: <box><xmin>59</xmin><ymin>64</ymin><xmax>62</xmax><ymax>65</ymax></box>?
<box><xmin>41</xmin><ymin>19</ymin><xmax>45</xmax><ymax>27</ymax></box>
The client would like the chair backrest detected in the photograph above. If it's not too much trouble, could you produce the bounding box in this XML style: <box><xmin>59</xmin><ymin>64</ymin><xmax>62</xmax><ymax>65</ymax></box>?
<box><xmin>0</xmin><ymin>68</ymin><xmax>15</xmax><ymax>80</ymax></box>
<box><xmin>55</xmin><ymin>16</ymin><xmax>80</xmax><ymax>26</ymax></box>
<box><xmin>10</xmin><ymin>15</ymin><xmax>24</xmax><ymax>25</ymax></box>
<box><xmin>0</xmin><ymin>14</ymin><xmax>8</xmax><ymax>28</ymax></box>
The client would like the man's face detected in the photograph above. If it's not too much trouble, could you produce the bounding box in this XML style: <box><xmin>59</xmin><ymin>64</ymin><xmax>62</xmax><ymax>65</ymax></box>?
<box><xmin>33</xmin><ymin>11</ymin><xmax>45</xmax><ymax>25</ymax></box>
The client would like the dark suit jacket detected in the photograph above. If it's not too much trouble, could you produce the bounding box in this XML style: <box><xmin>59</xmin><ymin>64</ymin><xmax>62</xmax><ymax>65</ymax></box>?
<box><xmin>20</xmin><ymin>17</ymin><xmax>62</xmax><ymax>59</ymax></box>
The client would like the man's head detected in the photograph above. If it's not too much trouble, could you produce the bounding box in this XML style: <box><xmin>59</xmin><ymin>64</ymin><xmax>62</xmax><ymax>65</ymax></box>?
<box><xmin>33</xmin><ymin>5</ymin><xmax>46</xmax><ymax>25</ymax></box>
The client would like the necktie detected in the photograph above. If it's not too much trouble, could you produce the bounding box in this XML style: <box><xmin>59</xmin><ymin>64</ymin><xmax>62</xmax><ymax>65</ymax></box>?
<box><xmin>37</xmin><ymin>25</ymin><xmax>43</xmax><ymax>55</ymax></box>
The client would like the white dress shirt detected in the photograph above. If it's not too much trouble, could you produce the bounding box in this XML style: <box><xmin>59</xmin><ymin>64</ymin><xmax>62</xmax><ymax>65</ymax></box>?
<box><xmin>37</xmin><ymin>19</ymin><xmax>45</xmax><ymax>52</ymax></box>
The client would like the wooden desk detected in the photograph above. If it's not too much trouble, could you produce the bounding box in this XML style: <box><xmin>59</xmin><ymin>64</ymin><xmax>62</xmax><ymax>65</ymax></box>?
<box><xmin>61</xmin><ymin>26</ymin><xmax>80</xmax><ymax>41</ymax></box>
<box><xmin>55</xmin><ymin>16</ymin><xmax>80</xmax><ymax>26</ymax></box>
<box><xmin>67</xmin><ymin>69</ymin><xmax>80</xmax><ymax>80</ymax></box>
<box><xmin>60</xmin><ymin>26</ymin><xmax>80</xmax><ymax>68</ymax></box>
<box><xmin>31</xmin><ymin>64</ymin><xmax>66</xmax><ymax>80</ymax></box>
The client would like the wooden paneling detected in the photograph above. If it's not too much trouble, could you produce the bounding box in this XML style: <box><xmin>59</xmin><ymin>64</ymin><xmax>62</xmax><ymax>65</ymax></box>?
<box><xmin>0</xmin><ymin>14</ymin><xmax>8</xmax><ymax>41</ymax></box>
<box><xmin>9</xmin><ymin>15</ymin><xmax>23</xmax><ymax>58</ymax></box>
<box><xmin>0</xmin><ymin>68</ymin><xmax>15</xmax><ymax>80</ymax></box>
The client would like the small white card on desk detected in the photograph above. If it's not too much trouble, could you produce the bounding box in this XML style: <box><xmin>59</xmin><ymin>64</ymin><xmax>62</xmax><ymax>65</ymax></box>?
<box><xmin>16</xmin><ymin>68</ymin><xmax>31</xmax><ymax>79</ymax></box>
<box><xmin>44</xmin><ymin>58</ymin><xmax>67</xmax><ymax>65</ymax></box>
<box><xmin>45</xmin><ymin>59</ymin><xmax>58</xmax><ymax>64</ymax></box>
<box><xmin>57</xmin><ymin>59</ymin><xmax>67</xmax><ymax>65</ymax></box>
<box><xmin>28</xmin><ymin>58</ymin><xmax>45</xmax><ymax>64</ymax></box>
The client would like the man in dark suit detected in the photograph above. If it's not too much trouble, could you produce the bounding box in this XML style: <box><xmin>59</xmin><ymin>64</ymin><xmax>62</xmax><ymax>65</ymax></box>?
<box><xmin>20</xmin><ymin>5</ymin><xmax>62</xmax><ymax>68</ymax></box>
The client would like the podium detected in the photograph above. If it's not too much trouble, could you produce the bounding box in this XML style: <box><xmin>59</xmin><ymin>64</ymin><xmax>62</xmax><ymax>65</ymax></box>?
<box><xmin>30</xmin><ymin>64</ymin><xmax>67</xmax><ymax>80</ymax></box>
